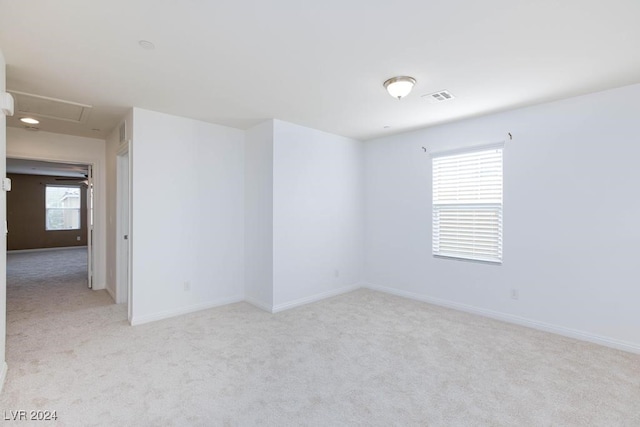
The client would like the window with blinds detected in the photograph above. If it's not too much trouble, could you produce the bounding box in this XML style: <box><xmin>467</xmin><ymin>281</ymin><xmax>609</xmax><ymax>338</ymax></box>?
<box><xmin>432</xmin><ymin>144</ymin><xmax>503</xmax><ymax>263</ymax></box>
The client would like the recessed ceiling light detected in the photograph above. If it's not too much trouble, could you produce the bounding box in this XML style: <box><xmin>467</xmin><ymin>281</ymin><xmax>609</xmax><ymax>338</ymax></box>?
<box><xmin>138</xmin><ymin>40</ymin><xmax>155</xmax><ymax>50</ymax></box>
<box><xmin>20</xmin><ymin>117</ymin><xmax>39</xmax><ymax>124</ymax></box>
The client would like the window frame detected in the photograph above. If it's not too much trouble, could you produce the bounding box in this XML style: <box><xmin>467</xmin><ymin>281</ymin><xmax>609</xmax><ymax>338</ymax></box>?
<box><xmin>45</xmin><ymin>184</ymin><xmax>82</xmax><ymax>231</ymax></box>
<box><xmin>431</xmin><ymin>143</ymin><xmax>504</xmax><ymax>264</ymax></box>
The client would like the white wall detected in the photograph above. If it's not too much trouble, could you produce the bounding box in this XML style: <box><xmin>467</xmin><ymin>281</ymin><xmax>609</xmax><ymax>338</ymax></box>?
<box><xmin>0</xmin><ymin>49</ymin><xmax>8</xmax><ymax>390</ymax></box>
<box><xmin>6</xmin><ymin>127</ymin><xmax>107</xmax><ymax>290</ymax></box>
<box><xmin>272</xmin><ymin>120</ymin><xmax>363</xmax><ymax>311</ymax></box>
<box><xmin>244</xmin><ymin>120</ymin><xmax>274</xmax><ymax>310</ymax></box>
<box><xmin>130</xmin><ymin>108</ymin><xmax>245</xmax><ymax>324</ymax></box>
<box><xmin>364</xmin><ymin>84</ymin><xmax>640</xmax><ymax>353</ymax></box>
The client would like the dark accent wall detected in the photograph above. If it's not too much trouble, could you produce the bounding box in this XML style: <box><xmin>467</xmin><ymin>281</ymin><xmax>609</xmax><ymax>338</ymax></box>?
<box><xmin>7</xmin><ymin>173</ymin><xmax>88</xmax><ymax>250</ymax></box>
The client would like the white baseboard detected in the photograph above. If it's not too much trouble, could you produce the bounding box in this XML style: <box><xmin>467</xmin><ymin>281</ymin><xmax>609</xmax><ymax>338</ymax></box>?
<box><xmin>272</xmin><ymin>284</ymin><xmax>361</xmax><ymax>313</ymax></box>
<box><xmin>244</xmin><ymin>296</ymin><xmax>273</xmax><ymax>313</ymax></box>
<box><xmin>91</xmin><ymin>282</ymin><xmax>106</xmax><ymax>291</ymax></box>
<box><xmin>0</xmin><ymin>361</ymin><xmax>7</xmax><ymax>393</ymax></box>
<box><xmin>365</xmin><ymin>283</ymin><xmax>640</xmax><ymax>355</ymax></box>
<box><xmin>130</xmin><ymin>295</ymin><xmax>244</xmax><ymax>326</ymax></box>
<box><xmin>7</xmin><ymin>246</ymin><xmax>87</xmax><ymax>254</ymax></box>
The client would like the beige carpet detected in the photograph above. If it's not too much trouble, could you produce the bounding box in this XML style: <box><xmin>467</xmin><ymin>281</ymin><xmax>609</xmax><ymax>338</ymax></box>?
<box><xmin>1</xmin><ymin>249</ymin><xmax>639</xmax><ymax>426</ymax></box>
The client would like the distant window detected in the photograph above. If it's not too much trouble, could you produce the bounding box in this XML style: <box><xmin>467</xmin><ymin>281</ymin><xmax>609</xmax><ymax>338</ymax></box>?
<box><xmin>432</xmin><ymin>144</ymin><xmax>503</xmax><ymax>263</ymax></box>
<box><xmin>45</xmin><ymin>186</ymin><xmax>81</xmax><ymax>231</ymax></box>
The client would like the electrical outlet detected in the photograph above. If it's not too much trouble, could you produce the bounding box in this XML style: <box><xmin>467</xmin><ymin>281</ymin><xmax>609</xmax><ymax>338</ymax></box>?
<box><xmin>510</xmin><ymin>288</ymin><xmax>519</xmax><ymax>300</ymax></box>
<box><xmin>183</xmin><ymin>281</ymin><xmax>191</xmax><ymax>291</ymax></box>
<box><xmin>77</xmin><ymin>236</ymin><xmax>81</xmax><ymax>241</ymax></box>
<box><xmin>334</xmin><ymin>269</ymin><xmax>340</xmax><ymax>278</ymax></box>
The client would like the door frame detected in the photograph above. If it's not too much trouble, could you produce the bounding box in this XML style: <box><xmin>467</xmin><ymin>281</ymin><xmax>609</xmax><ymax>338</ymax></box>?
<box><xmin>86</xmin><ymin>163</ymin><xmax>93</xmax><ymax>288</ymax></box>
<box><xmin>116</xmin><ymin>143</ymin><xmax>132</xmax><ymax>322</ymax></box>
<box><xmin>6</xmin><ymin>155</ymin><xmax>98</xmax><ymax>287</ymax></box>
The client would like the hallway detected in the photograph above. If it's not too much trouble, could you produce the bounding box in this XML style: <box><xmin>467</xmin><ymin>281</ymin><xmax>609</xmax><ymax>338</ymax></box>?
<box><xmin>3</xmin><ymin>248</ymin><xmax>126</xmax><ymax>411</ymax></box>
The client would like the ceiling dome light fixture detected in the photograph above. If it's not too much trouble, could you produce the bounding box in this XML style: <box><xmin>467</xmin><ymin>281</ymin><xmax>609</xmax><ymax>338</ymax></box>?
<box><xmin>20</xmin><ymin>117</ymin><xmax>40</xmax><ymax>124</ymax></box>
<box><xmin>383</xmin><ymin>76</ymin><xmax>417</xmax><ymax>99</ymax></box>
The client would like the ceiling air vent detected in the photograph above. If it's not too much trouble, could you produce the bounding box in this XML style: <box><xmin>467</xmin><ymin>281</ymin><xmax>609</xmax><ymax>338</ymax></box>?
<box><xmin>422</xmin><ymin>90</ymin><xmax>455</xmax><ymax>103</ymax></box>
<box><xmin>8</xmin><ymin>90</ymin><xmax>92</xmax><ymax>123</ymax></box>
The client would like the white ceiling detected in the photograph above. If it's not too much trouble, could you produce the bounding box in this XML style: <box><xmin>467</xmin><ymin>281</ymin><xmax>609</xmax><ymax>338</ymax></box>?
<box><xmin>1</xmin><ymin>0</ymin><xmax>639</xmax><ymax>140</ymax></box>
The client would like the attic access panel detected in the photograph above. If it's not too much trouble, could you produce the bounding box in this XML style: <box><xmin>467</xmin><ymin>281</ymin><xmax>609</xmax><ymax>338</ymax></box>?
<box><xmin>9</xmin><ymin>90</ymin><xmax>92</xmax><ymax>123</ymax></box>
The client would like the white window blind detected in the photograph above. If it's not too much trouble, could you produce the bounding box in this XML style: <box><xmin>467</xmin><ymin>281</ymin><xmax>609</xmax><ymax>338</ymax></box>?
<box><xmin>432</xmin><ymin>145</ymin><xmax>503</xmax><ymax>263</ymax></box>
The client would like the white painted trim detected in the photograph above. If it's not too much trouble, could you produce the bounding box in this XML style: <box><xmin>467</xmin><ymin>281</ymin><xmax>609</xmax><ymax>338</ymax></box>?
<box><xmin>365</xmin><ymin>283</ymin><xmax>640</xmax><ymax>355</ymax></box>
<box><xmin>91</xmin><ymin>282</ymin><xmax>105</xmax><ymax>291</ymax></box>
<box><xmin>272</xmin><ymin>284</ymin><xmax>361</xmax><ymax>314</ymax></box>
<box><xmin>130</xmin><ymin>295</ymin><xmax>244</xmax><ymax>326</ymax></box>
<box><xmin>87</xmin><ymin>163</ymin><xmax>94</xmax><ymax>289</ymax></box>
<box><xmin>116</xmin><ymin>145</ymin><xmax>130</xmax><ymax>306</ymax></box>
<box><xmin>429</xmin><ymin>141</ymin><xmax>505</xmax><ymax>158</ymax></box>
<box><xmin>7</xmin><ymin>246</ymin><xmax>87</xmax><ymax>254</ymax></box>
<box><xmin>0</xmin><ymin>361</ymin><xmax>7</xmax><ymax>393</ymax></box>
<box><xmin>244</xmin><ymin>296</ymin><xmax>272</xmax><ymax>313</ymax></box>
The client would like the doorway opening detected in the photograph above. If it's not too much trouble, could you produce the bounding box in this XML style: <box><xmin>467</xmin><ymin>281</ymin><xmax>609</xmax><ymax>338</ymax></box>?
<box><xmin>5</xmin><ymin>158</ymin><xmax>94</xmax><ymax>288</ymax></box>
<box><xmin>3</xmin><ymin>157</ymin><xmax>117</xmax><ymax>392</ymax></box>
